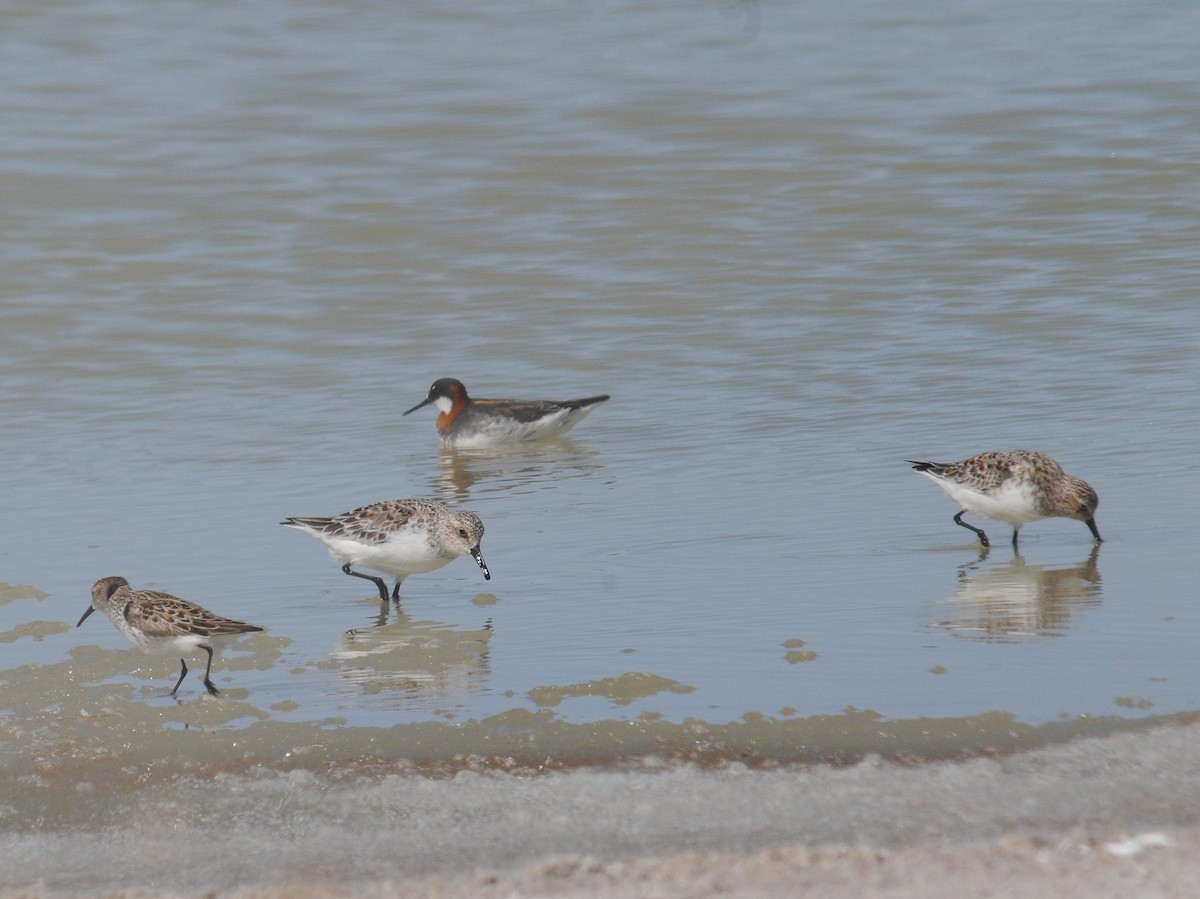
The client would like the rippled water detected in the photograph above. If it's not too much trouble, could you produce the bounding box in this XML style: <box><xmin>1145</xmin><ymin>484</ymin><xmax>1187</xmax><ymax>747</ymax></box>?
<box><xmin>2</xmin><ymin>0</ymin><xmax>1199</xmax><ymax>890</ymax></box>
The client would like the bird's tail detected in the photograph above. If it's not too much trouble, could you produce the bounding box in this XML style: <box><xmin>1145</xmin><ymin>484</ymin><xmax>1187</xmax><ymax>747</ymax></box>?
<box><xmin>280</xmin><ymin>516</ymin><xmax>333</xmax><ymax>532</ymax></box>
<box><xmin>906</xmin><ymin>459</ymin><xmax>949</xmax><ymax>476</ymax></box>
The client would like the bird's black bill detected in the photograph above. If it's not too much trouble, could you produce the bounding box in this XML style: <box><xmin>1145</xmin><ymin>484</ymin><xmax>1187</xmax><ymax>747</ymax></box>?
<box><xmin>402</xmin><ymin>397</ymin><xmax>432</xmax><ymax>416</ymax></box>
<box><xmin>76</xmin><ymin>606</ymin><xmax>96</xmax><ymax>627</ymax></box>
<box><xmin>472</xmin><ymin>547</ymin><xmax>491</xmax><ymax>581</ymax></box>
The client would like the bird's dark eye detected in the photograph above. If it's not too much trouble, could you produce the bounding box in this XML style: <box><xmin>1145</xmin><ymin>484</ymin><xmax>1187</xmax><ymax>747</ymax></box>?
<box><xmin>458</xmin><ymin>528</ymin><xmax>469</xmax><ymax>539</ymax></box>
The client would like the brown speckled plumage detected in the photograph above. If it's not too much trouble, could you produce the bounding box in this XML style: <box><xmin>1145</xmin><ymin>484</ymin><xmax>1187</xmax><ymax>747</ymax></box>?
<box><xmin>282</xmin><ymin>498</ymin><xmax>490</xmax><ymax>600</ymax></box>
<box><xmin>77</xmin><ymin>576</ymin><xmax>262</xmax><ymax>696</ymax></box>
<box><xmin>908</xmin><ymin>450</ymin><xmax>1101</xmax><ymax>549</ymax></box>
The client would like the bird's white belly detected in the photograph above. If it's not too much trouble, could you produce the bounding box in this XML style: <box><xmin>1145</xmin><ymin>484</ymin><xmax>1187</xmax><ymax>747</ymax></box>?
<box><xmin>324</xmin><ymin>530</ymin><xmax>450</xmax><ymax>577</ymax></box>
<box><xmin>116</xmin><ymin>623</ymin><xmax>210</xmax><ymax>656</ymax></box>
<box><xmin>448</xmin><ymin>408</ymin><xmax>585</xmax><ymax>448</ymax></box>
<box><xmin>942</xmin><ymin>479</ymin><xmax>1043</xmax><ymax>525</ymax></box>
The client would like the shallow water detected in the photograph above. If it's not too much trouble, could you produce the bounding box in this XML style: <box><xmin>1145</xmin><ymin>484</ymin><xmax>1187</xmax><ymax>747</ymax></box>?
<box><xmin>2</xmin><ymin>0</ymin><xmax>1200</xmax><ymax>890</ymax></box>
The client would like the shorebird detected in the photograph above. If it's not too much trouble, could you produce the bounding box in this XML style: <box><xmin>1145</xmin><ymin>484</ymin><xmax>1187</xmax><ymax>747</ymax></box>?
<box><xmin>907</xmin><ymin>450</ymin><xmax>1101</xmax><ymax>549</ymax></box>
<box><xmin>282</xmin><ymin>498</ymin><xmax>490</xmax><ymax>599</ymax></box>
<box><xmin>77</xmin><ymin>576</ymin><xmax>263</xmax><ymax>696</ymax></box>
<box><xmin>403</xmin><ymin>377</ymin><xmax>609</xmax><ymax>448</ymax></box>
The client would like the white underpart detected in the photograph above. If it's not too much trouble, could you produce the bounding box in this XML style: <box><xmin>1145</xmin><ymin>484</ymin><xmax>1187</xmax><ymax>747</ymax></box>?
<box><xmin>921</xmin><ymin>473</ymin><xmax>1043</xmax><ymax>526</ymax></box>
<box><xmin>103</xmin><ymin>610</ymin><xmax>227</xmax><ymax>658</ymax></box>
<box><xmin>118</xmin><ymin>626</ymin><xmax>213</xmax><ymax>657</ymax></box>
<box><xmin>447</xmin><ymin>406</ymin><xmax>597</xmax><ymax>449</ymax></box>
<box><xmin>313</xmin><ymin>528</ymin><xmax>454</xmax><ymax>579</ymax></box>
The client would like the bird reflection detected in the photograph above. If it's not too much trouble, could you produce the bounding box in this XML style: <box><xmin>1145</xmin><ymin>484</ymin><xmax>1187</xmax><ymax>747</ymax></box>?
<box><xmin>329</xmin><ymin>603</ymin><xmax>493</xmax><ymax>702</ymax></box>
<box><xmin>932</xmin><ymin>546</ymin><xmax>1102</xmax><ymax>641</ymax></box>
<box><xmin>428</xmin><ymin>441</ymin><xmax>604</xmax><ymax>496</ymax></box>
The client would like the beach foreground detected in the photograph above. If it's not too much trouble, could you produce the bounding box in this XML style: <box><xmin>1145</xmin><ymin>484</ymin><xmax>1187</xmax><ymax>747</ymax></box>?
<box><xmin>333</xmin><ymin>828</ymin><xmax>1200</xmax><ymax>899</ymax></box>
<box><xmin>8</xmin><ymin>716</ymin><xmax>1200</xmax><ymax>897</ymax></box>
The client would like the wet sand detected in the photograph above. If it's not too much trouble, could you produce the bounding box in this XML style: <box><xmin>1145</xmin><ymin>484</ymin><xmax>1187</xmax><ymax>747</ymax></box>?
<box><xmin>8</xmin><ymin>716</ymin><xmax>1200</xmax><ymax>897</ymax></box>
<box><xmin>380</xmin><ymin>830</ymin><xmax>1199</xmax><ymax>899</ymax></box>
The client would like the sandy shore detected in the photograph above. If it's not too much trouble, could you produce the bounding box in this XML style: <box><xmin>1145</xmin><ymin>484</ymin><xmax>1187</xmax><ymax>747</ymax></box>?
<box><xmin>9</xmin><ymin>715</ymin><xmax>1189</xmax><ymax>898</ymax></box>
<box><xmin>373</xmin><ymin>829</ymin><xmax>1197</xmax><ymax>899</ymax></box>
<box><xmin>178</xmin><ymin>828</ymin><xmax>1195</xmax><ymax>899</ymax></box>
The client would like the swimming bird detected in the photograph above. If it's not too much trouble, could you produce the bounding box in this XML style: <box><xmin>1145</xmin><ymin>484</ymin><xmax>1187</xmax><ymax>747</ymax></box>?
<box><xmin>403</xmin><ymin>377</ymin><xmax>609</xmax><ymax>448</ymax></box>
<box><xmin>77</xmin><ymin>576</ymin><xmax>263</xmax><ymax>696</ymax></box>
<box><xmin>281</xmin><ymin>498</ymin><xmax>490</xmax><ymax>600</ymax></box>
<box><xmin>907</xmin><ymin>450</ymin><xmax>1101</xmax><ymax>549</ymax></box>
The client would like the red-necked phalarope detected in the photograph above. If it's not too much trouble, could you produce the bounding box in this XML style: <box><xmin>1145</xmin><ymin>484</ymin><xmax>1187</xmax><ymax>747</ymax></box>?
<box><xmin>403</xmin><ymin>377</ymin><xmax>609</xmax><ymax>448</ymax></box>
<box><xmin>77</xmin><ymin>576</ymin><xmax>264</xmax><ymax>696</ymax></box>
<box><xmin>907</xmin><ymin>450</ymin><xmax>1101</xmax><ymax>549</ymax></box>
<box><xmin>282</xmin><ymin>498</ymin><xmax>490</xmax><ymax>600</ymax></box>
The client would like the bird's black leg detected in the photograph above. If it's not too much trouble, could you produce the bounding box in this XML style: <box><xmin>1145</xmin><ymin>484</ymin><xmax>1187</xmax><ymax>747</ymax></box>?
<box><xmin>1011</xmin><ymin>528</ymin><xmax>1021</xmax><ymax>550</ymax></box>
<box><xmin>391</xmin><ymin>579</ymin><xmax>404</xmax><ymax>601</ymax></box>
<box><xmin>200</xmin><ymin>645</ymin><xmax>220</xmax><ymax>696</ymax></box>
<box><xmin>170</xmin><ymin>659</ymin><xmax>189</xmax><ymax>696</ymax></box>
<box><xmin>953</xmin><ymin>511</ymin><xmax>990</xmax><ymax>548</ymax></box>
<box><xmin>342</xmin><ymin>563</ymin><xmax>389</xmax><ymax>600</ymax></box>
<box><xmin>1085</xmin><ymin>517</ymin><xmax>1103</xmax><ymax>543</ymax></box>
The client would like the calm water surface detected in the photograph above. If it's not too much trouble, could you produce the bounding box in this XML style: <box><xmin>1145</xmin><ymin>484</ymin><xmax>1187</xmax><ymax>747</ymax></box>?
<box><xmin>1</xmin><ymin>1</ymin><xmax>1199</xmax><ymax>877</ymax></box>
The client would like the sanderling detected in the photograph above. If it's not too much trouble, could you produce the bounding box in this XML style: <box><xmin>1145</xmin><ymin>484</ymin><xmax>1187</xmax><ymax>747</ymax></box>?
<box><xmin>281</xmin><ymin>498</ymin><xmax>490</xmax><ymax>600</ymax></box>
<box><xmin>907</xmin><ymin>450</ymin><xmax>1102</xmax><ymax>549</ymax></box>
<box><xmin>403</xmin><ymin>377</ymin><xmax>609</xmax><ymax>448</ymax></box>
<box><xmin>77</xmin><ymin>576</ymin><xmax>263</xmax><ymax>696</ymax></box>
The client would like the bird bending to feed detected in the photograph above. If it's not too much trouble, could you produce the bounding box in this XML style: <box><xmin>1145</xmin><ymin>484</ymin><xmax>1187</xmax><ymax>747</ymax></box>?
<box><xmin>281</xmin><ymin>498</ymin><xmax>490</xmax><ymax>600</ymax></box>
<box><xmin>77</xmin><ymin>576</ymin><xmax>263</xmax><ymax>696</ymax></box>
<box><xmin>403</xmin><ymin>377</ymin><xmax>610</xmax><ymax>448</ymax></box>
<box><xmin>907</xmin><ymin>450</ymin><xmax>1101</xmax><ymax>549</ymax></box>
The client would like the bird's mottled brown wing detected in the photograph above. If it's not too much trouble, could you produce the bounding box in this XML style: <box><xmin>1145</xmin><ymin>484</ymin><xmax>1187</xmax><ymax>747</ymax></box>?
<box><xmin>951</xmin><ymin>450</ymin><xmax>1064</xmax><ymax>494</ymax></box>
<box><xmin>124</xmin><ymin>591</ymin><xmax>261</xmax><ymax>637</ymax></box>
<box><xmin>326</xmin><ymin>500</ymin><xmax>426</xmax><ymax>544</ymax></box>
